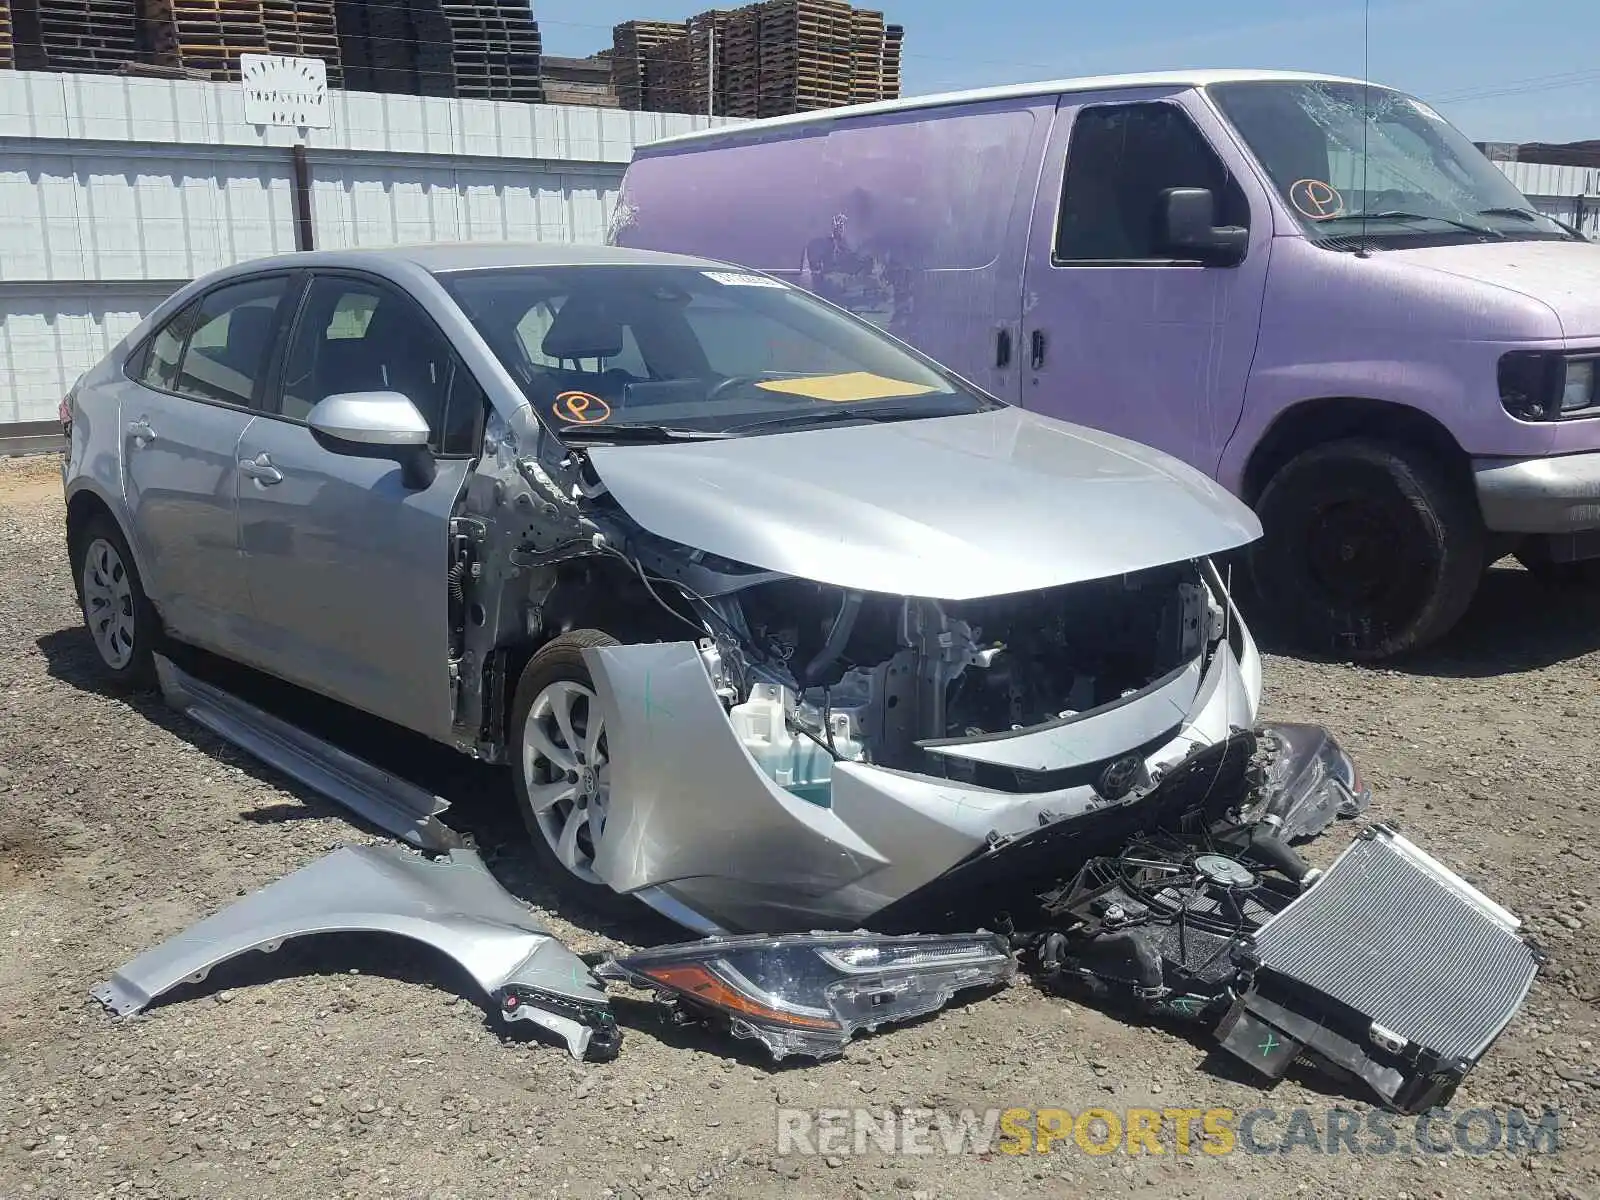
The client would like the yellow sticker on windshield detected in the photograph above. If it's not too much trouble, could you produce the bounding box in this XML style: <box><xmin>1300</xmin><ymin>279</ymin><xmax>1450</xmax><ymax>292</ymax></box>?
<box><xmin>754</xmin><ymin>372</ymin><xmax>939</xmax><ymax>403</ymax></box>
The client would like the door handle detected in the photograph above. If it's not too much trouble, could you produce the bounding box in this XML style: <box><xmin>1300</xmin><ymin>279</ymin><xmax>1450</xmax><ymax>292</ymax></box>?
<box><xmin>239</xmin><ymin>452</ymin><xmax>283</xmax><ymax>485</ymax></box>
<box><xmin>995</xmin><ymin>328</ymin><xmax>1012</xmax><ymax>369</ymax></box>
<box><xmin>126</xmin><ymin>417</ymin><xmax>156</xmax><ymax>444</ymax></box>
<box><xmin>1030</xmin><ymin>330</ymin><xmax>1047</xmax><ymax>370</ymax></box>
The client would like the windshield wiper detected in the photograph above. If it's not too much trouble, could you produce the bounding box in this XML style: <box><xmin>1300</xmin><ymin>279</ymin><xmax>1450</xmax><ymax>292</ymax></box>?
<box><xmin>557</xmin><ymin>424</ymin><xmax>731</xmax><ymax>443</ymax></box>
<box><xmin>1478</xmin><ymin>207</ymin><xmax>1583</xmax><ymax>238</ymax></box>
<box><xmin>1478</xmin><ymin>206</ymin><xmax>1543</xmax><ymax>221</ymax></box>
<box><xmin>723</xmin><ymin>405</ymin><xmax>958</xmax><ymax>436</ymax></box>
<box><xmin>1321</xmin><ymin>210</ymin><xmax>1504</xmax><ymax>238</ymax></box>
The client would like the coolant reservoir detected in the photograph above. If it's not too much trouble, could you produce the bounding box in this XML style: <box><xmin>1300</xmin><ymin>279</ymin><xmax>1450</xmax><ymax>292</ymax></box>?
<box><xmin>728</xmin><ymin>683</ymin><xmax>863</xmax><ymax>807</ymax></box>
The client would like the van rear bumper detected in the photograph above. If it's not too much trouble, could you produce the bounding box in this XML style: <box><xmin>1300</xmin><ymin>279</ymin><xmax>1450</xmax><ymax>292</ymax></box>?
<box><xmin>1473</xmin><ymin>451</ymin><xmax>1600</xmax><ymax>535</ymax></box>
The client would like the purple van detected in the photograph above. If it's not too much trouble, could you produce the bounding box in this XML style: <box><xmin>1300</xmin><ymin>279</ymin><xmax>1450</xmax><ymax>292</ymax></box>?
<box><xmin>611</xmin><ymin>69</ymin><xmax>1600</xmax><ymax>660</ymax></box>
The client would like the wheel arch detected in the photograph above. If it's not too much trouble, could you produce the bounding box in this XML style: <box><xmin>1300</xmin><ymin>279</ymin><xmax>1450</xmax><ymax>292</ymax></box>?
<box><xmin>1240</xmin><ymin>397</ymin><xmax>1476</xmax><ymax>512</ymax></box>
<box><xmin>496</xmin><ymin>555</ymin><xmax>700</xmax><ymax>750</ymax></box>
<box><xmin>64</xmin><ymin>483</ymin><xmax>152</xmax><ymax>599</ymax></box>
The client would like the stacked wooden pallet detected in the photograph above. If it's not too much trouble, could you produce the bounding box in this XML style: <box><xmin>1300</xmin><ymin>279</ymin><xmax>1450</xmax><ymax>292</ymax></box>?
<box><xmin>719</xmin><ymin>3</ymin><xmax>762</xmax><ymax>118</ymax></box>
<box><xmin>336</xmin><ymin>0</ymin><xmax>454</xmax><ymax>97</ymax></box>
<box><xmin>9</xmin><ymin>0</ymin><xmax>143</xmax><ymax>74</ymax></box>
<box><xmin>758</xmin><ymin>0</ymin><xmax>853</xmax><ymax>116</ymax></box>
<box><xmin>683</xmin><ymin>8</ymin><xmax>730</xmax><ymax>115</ymax></box>
<box><xmin>137</xmin><ymin>0</ymin><xmax>269</xmax><ymax>81</ymax></box>
<box><xmin>882</xmin><ymin>20</ymin><xmax>902</xmax><ymax>99</ymax></box>
<box><xmin>610</xmin><ymin>18</ymin><xmax>683</xmax><ymax>111</ymax></box>
<box><xmin>0</xmin><ymin>1</ymin><xmax>13</xmax><ymax>69</ymax></box>
<box><xmin>261</xmin><ymin>0</ymin><xmax>340</xmax><ymax>88</ymax></box>
<box><xmin>441</xmin><ymin>1</ymin><xmax>541</xmax><ymax>103</ymax></box>
<box><xmin>847</xmin><ymin>7</ymin><xmax>882</xmax><ymax>105</ymax></box>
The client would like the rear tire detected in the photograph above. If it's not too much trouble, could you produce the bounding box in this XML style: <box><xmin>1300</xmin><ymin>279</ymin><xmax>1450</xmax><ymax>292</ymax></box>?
<box><xmin>1249</xmin><ymin>438</ymin><xmax>1484</xmax><ymax>660</ymax></box>
<box><xmin>69</xmin><ymin>513</ymin><xmax>159</xmax><ymax>690</ymax></box>
<box><xmin>509</xmin><ymin>629</ymin><xmax>640</xmax><ymax>919</ymax></box>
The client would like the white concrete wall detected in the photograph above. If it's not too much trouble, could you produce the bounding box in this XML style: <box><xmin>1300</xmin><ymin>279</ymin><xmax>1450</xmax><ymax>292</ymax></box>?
<box><xmin>0</xmin><ymin>70</ymin><xmax>736</xmax><ymax>427</ymax></box>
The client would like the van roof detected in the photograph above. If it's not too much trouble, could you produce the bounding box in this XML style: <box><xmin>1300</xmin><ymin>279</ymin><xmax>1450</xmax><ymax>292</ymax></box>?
<box><xmin>641</xmin><ymin>69</ymin><xmax>1377</xmax><ymax>151</ymax></box>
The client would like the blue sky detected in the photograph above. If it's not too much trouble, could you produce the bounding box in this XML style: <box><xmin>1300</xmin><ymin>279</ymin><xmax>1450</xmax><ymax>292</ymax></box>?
<box><xmin>534</xmin><ymin>0</ymin><xmax>1598</xmax><ymax>143</ymax></box>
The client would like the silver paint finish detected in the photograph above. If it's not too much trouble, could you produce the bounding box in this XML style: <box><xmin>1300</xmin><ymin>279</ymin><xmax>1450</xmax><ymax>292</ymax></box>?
<box><xmin>154</xmin><ymin>655</ymin><xmax>459</xmax><ymax>853</ymax></box>
<box><xmin>90</xmin><ymin>844</ymin><xmax>609</xmax><ymax>1057</ymax></box>
<box><xmin>582</xmin><ymin>637</ymin><xmax>1260</xmax><ymax>933</ymax></box>
<box><xmin>586</xmin><ymin>406</ymin><xmax>1262</xmax><ymax>600</ymax></box>
<box><xmin>119</xmin><ymin>388</ymin><xmax>257</xmax><ymax>652</ymax></box>
<box><xmin>230</xmin><ymin>418</ymin><xmax>472</xmax><ymax>741</ymax></box>
<box><xmin>583</xmin><ymin>641</ymin><xmax>888</xmax><ymax>900</ymax></box>
<box><xmin>81</xmin><ymin>536</ymin><xmax>136</xmax><ymax>669</ymax></box>
<box><xmin>1473</xmin><ymin>450</ymin><xmax>1600</xmax><ymax>533</ymax></box>
<box><xmin>307</xmin><ymin>391</ymin><xmax>432</xmax><ymax>447</ymax></box>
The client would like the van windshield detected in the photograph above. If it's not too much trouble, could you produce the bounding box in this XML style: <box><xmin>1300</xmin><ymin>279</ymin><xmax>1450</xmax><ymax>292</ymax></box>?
<box><xmin>1207</xmin><ymin>80</ymin><xmax>1577</xmax><ymax>246</ymax></box>
<box><xmin>442</xmin><ymin>265</ymin><xmax>993</xmax><ymax>442</ymax></box>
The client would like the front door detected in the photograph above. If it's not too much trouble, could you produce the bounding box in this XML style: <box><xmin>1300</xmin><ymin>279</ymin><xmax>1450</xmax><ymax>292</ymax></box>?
<box><xmin>1021</xmin><ymin>89</ymin><xmax>1273</xmax><ymax>475</ymax></box>
<box><xmin>121</xmin><ymin>273</ymin><xmax>294</xmax><ymax>653</ymax></box>
<box><xmin>234</xmin><ymin>271</ymin><xmax>479</xmax><ymax>741</ymax></box>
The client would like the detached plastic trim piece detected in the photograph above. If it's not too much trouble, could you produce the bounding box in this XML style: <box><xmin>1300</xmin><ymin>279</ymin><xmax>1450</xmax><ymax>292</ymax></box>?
<box><xmin>154</xmin><ymin>653</ymin><xmax>461</xmax><ymax>853</ymax></box>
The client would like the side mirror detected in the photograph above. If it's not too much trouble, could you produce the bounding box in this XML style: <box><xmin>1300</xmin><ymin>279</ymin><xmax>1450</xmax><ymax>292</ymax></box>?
<box><xmin>307</xmin><ymin>391</ymin><xmax>436</xmax><ymax>489</ymax></box>
<box><xmin>1160</xmin><ymin>187</ymin><xmax>1248</xmax><ymax>266</ymax></box>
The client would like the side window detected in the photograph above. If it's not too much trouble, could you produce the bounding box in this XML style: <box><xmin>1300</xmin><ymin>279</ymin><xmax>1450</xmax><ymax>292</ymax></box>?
<box><xmin>280</xmin><ymin>276</ymin><xmax>451</xmax><ymax>443</ymax></box>
<box><xmin>170</xmin><ymin>277</ymin><xmax>290</xmax><ymax>407</ymax></box>
<box><xmin>1055</xmin><ymin>102</ymin><xmax>1249</xmax><ymax>262</ymax></box>
<box><xmin>139</xmin><ymin>302</ymin><xmax>200</xmax><ymax>391</ymax></box>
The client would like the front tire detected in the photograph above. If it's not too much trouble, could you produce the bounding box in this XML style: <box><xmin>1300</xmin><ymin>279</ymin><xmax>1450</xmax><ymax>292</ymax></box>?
<box><xmin>1250</xmin><ymin>438</ymin><xmax>1484</xmax><ymax>660</ymax></box>
<box><xmin>509</xmin><ymin>629</ymin><xmax>638</xmax><ymax>917</ymax></box>
<box><xmin>70</xmin><ymin>514</ymin><xmax>159</xmax><ymax>689</ymax></box>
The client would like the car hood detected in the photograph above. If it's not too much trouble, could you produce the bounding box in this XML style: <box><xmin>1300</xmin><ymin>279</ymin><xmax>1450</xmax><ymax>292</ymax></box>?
<box><xmin>1391</xmin><ymin>238</ymin><xmax>1600</xmax><ymax>341</ymax></box>
<box><xmin>584</xmin><ymin>406</ymin><xmax>1261</xmax><ymax>599</ymax></box>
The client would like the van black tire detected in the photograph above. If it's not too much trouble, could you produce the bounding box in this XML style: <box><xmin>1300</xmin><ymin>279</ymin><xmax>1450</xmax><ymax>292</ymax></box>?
<box><xmin>68</xmin><ymin>513</ymin><xmax>160</xmax><ymax>691</ymax></box>
<box><xmin>1249</xmin><ymin>438</ymin><xmax>1484</xmax><ymax>660</ymax></box>
<box><xmin>509</xmin><ymin>629</ymin><xmax>641</xmax><ymax>921</ymax></box>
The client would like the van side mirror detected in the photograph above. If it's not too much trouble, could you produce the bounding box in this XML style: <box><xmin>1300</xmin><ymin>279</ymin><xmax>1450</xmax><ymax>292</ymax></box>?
<box><xmin>1160</xmin><ymin>188</ymin><xmax>1248</xmax><ymax>266</ymax></box>
<box><xmin>307</xmin><ymin>391</ymin><xmax>437</xmax><ymax>489</ymax></box>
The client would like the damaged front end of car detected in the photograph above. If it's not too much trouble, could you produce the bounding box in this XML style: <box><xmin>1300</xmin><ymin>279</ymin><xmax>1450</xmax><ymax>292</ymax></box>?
<box><xmin>118</xmin><ymin>402</ymin><xmax>1540</xmax><ymax>1113</ymax></box>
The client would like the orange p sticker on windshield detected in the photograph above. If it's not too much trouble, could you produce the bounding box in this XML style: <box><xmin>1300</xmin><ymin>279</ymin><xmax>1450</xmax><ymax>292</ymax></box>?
<box><xmin>553</xmin><ymin>391</ymin><xmax>611</xmax><ymax>425</ymax></box>
<box><xmin>1288</xmin><ymin>179</ymin><xmax>1345</xmax><ymax>221</ymax></box>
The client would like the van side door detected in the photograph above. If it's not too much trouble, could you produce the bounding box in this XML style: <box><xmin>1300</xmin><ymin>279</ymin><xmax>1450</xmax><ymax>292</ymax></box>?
<box><xmin>1021</xmin><ymin>88</ymin><xmax>1272</xmax><ymax>475</ymax></box>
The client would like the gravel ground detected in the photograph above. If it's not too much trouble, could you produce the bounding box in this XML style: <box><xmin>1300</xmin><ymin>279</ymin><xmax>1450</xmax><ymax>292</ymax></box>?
<box><xmin>2</xmin><ymin>452</ymin><xmax>1598</xmax><ymax>1200</ymax></box>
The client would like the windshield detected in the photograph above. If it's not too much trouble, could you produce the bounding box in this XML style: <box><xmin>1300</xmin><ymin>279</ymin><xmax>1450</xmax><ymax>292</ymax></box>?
<box><xmin>1207</xmin><ymin>80</ymin><xmax>1575</xmax><ymax>246</ymax></box>
<box><xmin>441</xmin><ymin>265</ymin><xmax>993</xmax><ymax>441</ymax></box>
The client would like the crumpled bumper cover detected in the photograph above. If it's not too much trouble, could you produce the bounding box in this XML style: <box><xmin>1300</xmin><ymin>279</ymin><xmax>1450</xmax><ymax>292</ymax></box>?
<box><xmin>90</xmin><ymin>844</ymin><xmax>619</xmax><ymax>1061</ymax></box>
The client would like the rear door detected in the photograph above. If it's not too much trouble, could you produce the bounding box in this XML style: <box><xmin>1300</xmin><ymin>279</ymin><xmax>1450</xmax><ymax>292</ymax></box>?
<box><xmin>233</xmin><ymin>271</ymin><xmax>483</xmax><ymax>741</ymax></box>
<box><xmin>120</xmin><ymin>273</ymin><xmax>295</xmax><ymax>653</ymax></box>
<box><xmin>1021</xmin><ymin>89</ymin><xmax>1272</xmax><ymax>473</ymax></box>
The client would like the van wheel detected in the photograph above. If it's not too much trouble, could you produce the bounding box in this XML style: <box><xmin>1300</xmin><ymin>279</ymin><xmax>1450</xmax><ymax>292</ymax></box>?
<box><xmin>509</xmin><ymin>630</ymin><xmax>639</xmax><ymax>919</ymax></box>
<box><xmin>1250</xmin><ymin>438</ymin><xmax>1483</xmax><ymax>660</ymax></box>
<box><xmin>69</xmin><ymin>513</ymin><xmax>159</xmax><ymax>690</ymax></box>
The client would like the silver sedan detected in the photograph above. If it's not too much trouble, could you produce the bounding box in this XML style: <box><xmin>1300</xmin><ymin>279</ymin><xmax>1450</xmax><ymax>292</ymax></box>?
<box><xmin>60</xmin><ymin>242</ymin><xmax>1268</xmax><ymax>934</ymax></box>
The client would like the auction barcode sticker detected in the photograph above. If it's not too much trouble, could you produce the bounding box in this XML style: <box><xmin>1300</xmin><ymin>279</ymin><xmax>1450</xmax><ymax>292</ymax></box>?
<box><xmin>702</xmin><ymin>270</ymin><xmax>788</xmax><ymax>288</ymax></box>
